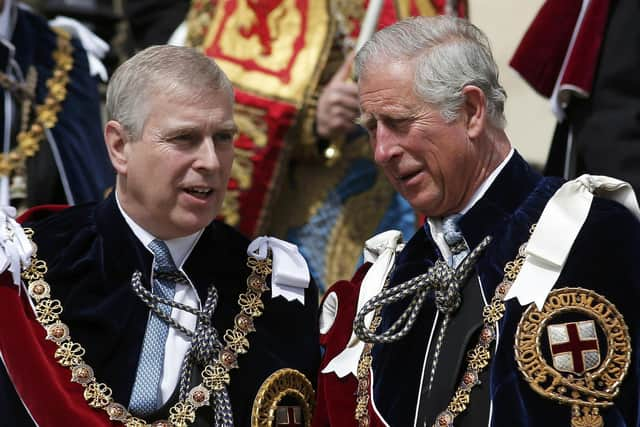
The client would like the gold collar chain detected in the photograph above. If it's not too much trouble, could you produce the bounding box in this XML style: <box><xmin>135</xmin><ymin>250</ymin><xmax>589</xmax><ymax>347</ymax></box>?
<box><xmin>0</xmin><ymin>27</ymin><xmax>72</xmax><ymax>177</ymax></box>
<box><xmin>22</xmin><ymin>227</ymin><xmax>273</xmax><ymax>427</ymax></box>
<box><xmin>355</xmin><ymin>225</ymin><xmax>534</xmax><ymax>426</ymax></box>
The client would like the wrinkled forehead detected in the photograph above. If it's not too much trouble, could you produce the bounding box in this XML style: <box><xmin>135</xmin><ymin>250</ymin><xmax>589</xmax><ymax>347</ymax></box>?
<box><xmin>143</xmin><ymin>83</ymin><xmax>234</xmax><ymax>117</ymax></box>
<box><xmin>135</xmin><ymin>85</ymin><xmax>234</xmax><ymax>136</ymax></box>
<box><xmin>358</xmin><ymin>58</ymin><xmax>417</xmax><ymax>90</ymax></box>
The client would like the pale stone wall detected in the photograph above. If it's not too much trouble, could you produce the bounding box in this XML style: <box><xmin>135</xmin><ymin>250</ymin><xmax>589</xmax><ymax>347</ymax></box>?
<box><xmin>470</xmin><ymin>0</ymin><xmax>554</xmax><ymax>169</ymax></box>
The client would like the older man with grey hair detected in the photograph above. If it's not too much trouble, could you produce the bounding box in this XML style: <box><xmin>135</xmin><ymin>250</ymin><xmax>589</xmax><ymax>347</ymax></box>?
<box><xmin>0</xmin><ymin>45</ymin><xmax>319</xmax><ymax>427</ymax></box>
<box><xmin>314</xmin><ymin>15</ymin><xmax>640</xmax><ymax>427</ymax></box>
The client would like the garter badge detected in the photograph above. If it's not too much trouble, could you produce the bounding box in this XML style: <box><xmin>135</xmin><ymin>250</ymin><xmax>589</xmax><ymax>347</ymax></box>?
<box><xmin>515</xmin><ymin>287</ymin><xmax>631</xmax><ymax>427</ymax></box>
<box><xmin>548</xmin><ymin>321</ymin><xmax>600</xmax><ymax>375</ymax></box>
<box><xmin>251</xmin><ymin>368</ymin><xmax>315</xmax><ymax>427</ymax></box>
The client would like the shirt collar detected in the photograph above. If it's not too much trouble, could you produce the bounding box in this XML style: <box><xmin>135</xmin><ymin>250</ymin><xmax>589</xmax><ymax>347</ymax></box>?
<box><xmin>115</xmin><ymin>191</ymin><xmax>203</xmax><ymax>268</ymax></box>
<box><xmin>427</xmin><ymin>147</ymin><xmax>514</xmax><ymax>239</ymax></box>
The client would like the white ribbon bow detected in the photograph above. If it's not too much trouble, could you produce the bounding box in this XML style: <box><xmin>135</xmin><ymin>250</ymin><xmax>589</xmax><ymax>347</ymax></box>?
<box><xmin>247</xmin><ymin>236</ymin><xmax>310</xmax><ymax>304</ymax></box>
<box><xmin>505</xmin><ymin>174</ymin><xmax>640</xmax><ymax>309</ymax></box>
<box><xmin>0</xmin><ymin>206</ymin><xmax>32</xmax><ymax>286</ymax></box>
<box><xmin>322</xmin><ymin>230</ymin><xmax>403</xmax><ymax>378</ymax></box>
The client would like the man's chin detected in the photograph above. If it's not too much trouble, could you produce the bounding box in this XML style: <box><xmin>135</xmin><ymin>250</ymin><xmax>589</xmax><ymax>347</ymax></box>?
<box><xmin>166</xmin><ymin>213</ymin><xmax>216</xmax><ymax>238</ymax></box>
<box><xmin>408</xmin><ymin>196</ymin><xmax>445</xmax><ymax>218</ymax></box>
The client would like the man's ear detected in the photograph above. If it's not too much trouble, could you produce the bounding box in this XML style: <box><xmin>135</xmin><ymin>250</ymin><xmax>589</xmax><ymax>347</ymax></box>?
<box><xmin>104</xmin><ymin>120</ymin><xmax>129</xmax><ymax>175</ymax></box>
<box><xmin>461</xmin><ymin>85</ymin><xmax>486</xmax><ymax>139</ymax></box>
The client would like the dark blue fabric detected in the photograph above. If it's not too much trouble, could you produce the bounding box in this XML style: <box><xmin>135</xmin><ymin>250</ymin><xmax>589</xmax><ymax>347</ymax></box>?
<box><xmin>371</xmin><ymin>151</ymin><xmax>640</xmax><ymax>426</ymax></box>
<box><xmin>11</xmin><ymin>7</ymin><xmax>114</xmax><ymax>204</ymax></box>
<box><xmin>0</xmin><ymin>194</ymin><xmax>320</xmax><ymax>426</ymax></box>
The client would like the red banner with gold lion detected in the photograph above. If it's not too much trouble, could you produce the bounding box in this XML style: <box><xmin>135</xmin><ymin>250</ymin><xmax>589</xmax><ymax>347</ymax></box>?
<box><xmin>187</xmin><ymin>0</ymin><xmax>332</xmax><ymax>236</ymax></box>
<box><xmin>186</xmin><ymin>0</ymin><xmax>466</xmax><ymax>243</ymax></box>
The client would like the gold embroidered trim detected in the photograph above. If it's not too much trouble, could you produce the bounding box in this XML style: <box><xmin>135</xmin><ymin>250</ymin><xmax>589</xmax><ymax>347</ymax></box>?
<box><xmin>251</xmin><ymin>368</ymin><xmax>315</xmax><ymax>427</ymax></box>
<box><xmin>354</xmin><ymin>304</ymin><xmax>383</xmax><ymax>425</ymax></box>
<box><xmin>333</xmin><ymin>0</ymin><xmax>366</xmax><ymax>48</ymax></box>
<box><xmin>354</xmin><ymin>225</ymin><xmax>534</xmax><ymax>426</ymax></box>
<box><xmin>0</xmin><ymin>28</ymin><xmax>73</xmax><ymax>177</ymax></box>
<box><xmin>23</xmin><ymin>227</ymin><xmax>273</xmax><ymax>427</ymax></box>
<box><xmin>432</xmin><ymin>226</ymin><xmax>534</xmax><ymax>427</ymax></box>
<box><xmin>185</xmin><ymin>0</ymin><xmax>217</xmax><ymax>50</ymax></box>
<box><xmin>515</xmin><ymin>287</ymin><xmax>631</xmax><ymax>427</ymax></box>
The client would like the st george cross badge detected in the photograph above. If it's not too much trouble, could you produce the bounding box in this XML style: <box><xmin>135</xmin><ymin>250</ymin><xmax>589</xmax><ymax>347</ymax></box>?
<box><xmin>515</xmin><ymin>287</ymin><xmax>631</xmax><ymax>427</ymax></box>
<box><xmin>275</xmin><ymin>406</ymin><xmax>302</xmax><ymax>426</ymax></box>
<box><xmin>547</xmin><ymin>320</ymin><xmax>600</xmax><ymax>375</ymax></box>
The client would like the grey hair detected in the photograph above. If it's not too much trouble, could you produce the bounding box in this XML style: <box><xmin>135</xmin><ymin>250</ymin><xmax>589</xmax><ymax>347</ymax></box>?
<box><xmin>105</xmin><ymin>45</ymin><xmax>234</xmax><ymax>139</ymax></box>
<box><xmin>355</xmin><ymin>16</ymin><xmax>507</xmax><ymax>129</ymax></box>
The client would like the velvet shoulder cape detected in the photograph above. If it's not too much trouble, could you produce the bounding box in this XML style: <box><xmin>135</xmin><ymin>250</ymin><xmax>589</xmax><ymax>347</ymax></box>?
<box><xmin>0</xmin><ymin>195</ymin><xmax>319</xmax><ymax>426</ymax></box>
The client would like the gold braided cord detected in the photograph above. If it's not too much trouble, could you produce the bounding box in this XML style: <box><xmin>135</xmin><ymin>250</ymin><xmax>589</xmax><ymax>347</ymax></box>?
<box><xmin>0</xmin><ymin>28</ymin><xmax>73</xmax><ymax>177</ymax></box>
<box><xmin>22</xmin><ymin>227</ymin><xmax>273</xmax><ymax>427</ymax></box>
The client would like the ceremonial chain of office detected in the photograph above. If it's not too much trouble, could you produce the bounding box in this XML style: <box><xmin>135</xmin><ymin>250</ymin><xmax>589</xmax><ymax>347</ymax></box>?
<box><xmin>353</xmin><ymin>227</ymin><xmax>531</xmax><ymax>427</ymax></box>
<box><xmin>21</xmin><ymin>227</ymin><xmax>274</xmax><ymax>427</ymax></box>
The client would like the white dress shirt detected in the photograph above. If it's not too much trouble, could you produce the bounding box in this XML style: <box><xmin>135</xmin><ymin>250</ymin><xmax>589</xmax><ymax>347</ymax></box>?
<box><xmin>116</xmin><ymin>192</ymin><xmax>203</xmax><ymax>404</ymax></box>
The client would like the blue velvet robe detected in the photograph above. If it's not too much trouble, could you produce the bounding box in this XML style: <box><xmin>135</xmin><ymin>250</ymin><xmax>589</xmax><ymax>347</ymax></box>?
<box><xmin>5</xmin><ymin>5</ymin><xmax>113</xmax><ymax>205</ymax></box>
<box><xmin>371</xmin><ymin>152</ymin><xmax>640</xmax><ymax>426</ymax></box>
<box><xmin>0</xmin><ymin>194</ymin><xmax>320</xmax><ymax>426</ymax></box>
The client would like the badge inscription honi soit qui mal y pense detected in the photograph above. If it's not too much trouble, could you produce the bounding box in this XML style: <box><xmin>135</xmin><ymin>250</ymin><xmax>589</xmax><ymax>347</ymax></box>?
<box><xmin>515</xmin><ymin>287</ymin><xmax>631</xmax><ymax>427</ymax></box>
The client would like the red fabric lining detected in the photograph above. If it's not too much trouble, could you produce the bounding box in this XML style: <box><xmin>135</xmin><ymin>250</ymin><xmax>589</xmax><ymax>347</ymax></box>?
<box><xmin>17</xmin><ymin>204</ymin><xmax>68</xmax><ymax>223</ymax></box>
<box><xmin>510</xmin><ymin>0</ymin><xmax>611</xmax><ymax>99</ymax></box>
<box><xmin>560</xmin><ymin>0</ymin><xmax>611</xmax><ymax>96</ymax></box>
<box><xmin>510</xmin><ymin>0</ymin><xmax>583</xmax><ymax>98</ymax></box>
<box><xmin>312</xmin><ymin>263</ymin><xmax>385</xmax><ymax>426</ymax></box>
<box><xmin>0</xmin><ymin>273</ymin><xmax>115</xmax><ymax>426</ymax></box>
<box><xmin>232</xmin><ymin>90</ymin><xmax>296</xmax><ymax>236</ymax></box>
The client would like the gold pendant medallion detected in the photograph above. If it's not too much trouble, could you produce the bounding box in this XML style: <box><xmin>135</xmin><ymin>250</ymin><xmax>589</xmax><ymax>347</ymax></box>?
<box><xmin>515</xmin><ymin>287</ymin><xmax>631</xmax><ymax>426</ymax></box>
<box><xmin>251</xmin><ymin>368</ymin><xmax>315</xmax><ymax>427</ymax></box>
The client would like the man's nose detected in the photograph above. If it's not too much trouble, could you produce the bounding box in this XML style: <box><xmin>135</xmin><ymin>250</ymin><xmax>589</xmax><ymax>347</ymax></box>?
<box><xmin>373</xmin><ymin>124</ymin><xmax>401</xmax><ymax>165</ymax></box>
<box><xmin>193</xmin><ymin>139</ymin><xmax>220</xmax><ymax>171</ymax></box>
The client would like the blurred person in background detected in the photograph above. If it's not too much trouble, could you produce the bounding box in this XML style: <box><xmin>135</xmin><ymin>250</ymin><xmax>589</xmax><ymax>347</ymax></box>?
<box><xmin>0</xmin><ymin>0</ymin><xmax>114</xmax><ymax>212</ymax></box>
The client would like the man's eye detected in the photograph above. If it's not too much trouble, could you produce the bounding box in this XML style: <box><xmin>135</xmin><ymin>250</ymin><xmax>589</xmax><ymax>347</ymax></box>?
<box><xmin>385</xmin><ymin>118</ymin><xmax>410</xmax><ymax>131</ymax></box>
<box><xmin>170</xmin><ymin>133</ymin><xmax>193</xmax><ymax>143</ymax></box>
<box><xmin>366</xmin><ymin>120</ymin><xmax>377</xmax><ymax>132</ymax></box>
<box><xmin>213</xmin><ymin>132</ymin><xmax>235</xmax><ymax>144</ymax></box>
<box><xmin>360</xmin><ymin>118</ymin><xmax>377</xmax><ymax>133</ymax></box>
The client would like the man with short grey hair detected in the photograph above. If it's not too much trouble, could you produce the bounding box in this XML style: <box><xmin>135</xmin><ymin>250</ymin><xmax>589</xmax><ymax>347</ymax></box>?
<box><xmin>314</xmin><ymin>16</ymin><xmax>640</xmax><ymax>427</ymax></box>
<box><xmin>0</xmin><ymin>45</ymin><xmax>319</xmax><ymax>427</ymax></box>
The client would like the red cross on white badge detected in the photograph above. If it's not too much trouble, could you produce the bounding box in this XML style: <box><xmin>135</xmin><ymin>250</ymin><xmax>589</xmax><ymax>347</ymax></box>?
<box><xmin>276</xmin><ymin>406</ymin><xmax>302</xmax><ymax>426</ymax></box>
<box><xmin>547</xmin><ymin>320</ymin><xmax>600</xmax><ymax>375</ymax></box>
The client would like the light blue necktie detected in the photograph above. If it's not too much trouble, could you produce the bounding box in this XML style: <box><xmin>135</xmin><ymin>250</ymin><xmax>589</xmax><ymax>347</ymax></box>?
<box><xmin>442</xmin><ymin>214</ymin><xmax>469</xmax><ymax>267</ymax></box>
<box><xmin>129</xmin><ymin>239</ymin><xmax>179</xmax><ymax>416</ymax></box>
<box><xmin>424</xmin><ymin>214</ymin><xmax>470</xmax><ymax>392</ymax></box>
